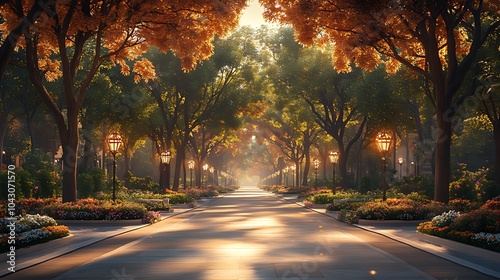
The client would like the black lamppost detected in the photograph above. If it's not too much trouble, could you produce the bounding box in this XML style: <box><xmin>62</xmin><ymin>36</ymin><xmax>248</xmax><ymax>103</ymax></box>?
<box><xmin>313</xmin><ymin>158</ymin><xmax>320</xmax><ymax>186</ymax></box>
<box><xmin>328</xmin><ymin>151</ymin><xmax>339</xmax><ymax>194</ymax></box>
<box><xmin>107</xmin><ymin>132</ymin><xmax>122</xmax><ymax>201</ymax></box>
<box><xmin>291</xmin><ymin>165</ymin><xmax>296</xmax><ymax>188</ymax></box>
<box><xmin>376</xmin><ymin>131</ymin><xmax>392</xmax><ymax>201</ymax></box>
<box><xmin>188</xmin><ymin>160</ymin><xmax>195</xmax><ymax>187</ymax></box>
<box><xmin>160</xmin><ymin>151</ymin><xmax>171</xmax><ymax>191</ymax></box>
<box><xmin>202</xmin><ymin>163</ymin><xmax>208</xmax><ymax>187</ymax></box>
<box><xmin>398</xmin><ymin>157</ymin><xmax>404</xmax><ymax>180</ymax></box>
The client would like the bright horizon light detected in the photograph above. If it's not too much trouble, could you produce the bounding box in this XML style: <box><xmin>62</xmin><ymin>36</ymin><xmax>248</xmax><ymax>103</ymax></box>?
<box><xmin>238</xmin><ymin>0</ymin><xmax>274</xmax><ymax>28</ymax></box>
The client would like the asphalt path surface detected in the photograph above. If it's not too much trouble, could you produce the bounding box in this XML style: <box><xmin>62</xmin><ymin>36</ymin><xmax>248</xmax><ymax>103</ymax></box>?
<box><xmin>2</xmin><ymin>186</ymin><xmax>496</xmax><ymax>280</ymax></box>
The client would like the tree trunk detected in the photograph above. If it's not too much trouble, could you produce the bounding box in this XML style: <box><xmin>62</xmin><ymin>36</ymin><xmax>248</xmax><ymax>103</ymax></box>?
<box><xmin>61</xmin><ymin>114</ymin><xmax>79</xmax><ymax>202</ymax></box>
<box><xmin>302</xmin><ymin>153</ymin><xmax>310</xmax><ymax>186</ymax></box>
<box><xmin>493</xmin><ymin>122</ymin><xmax>500</xmax><ymax>192</ymax></box>
<box><xmin>196</xmin><ymin>164</ymin><xmax>202</xmax><ymax>187</ymax></box>
<box><xmin>172</xmin><ymin>149</ymin><xmax>184</xmax><ymax>191</ymax></box>
<box><xmin>338</xmin><ymin>153</ymin><xmax>348</xmax><ymax>187</ymax></box>
<box><xmin>434</xmin><ymin>108</ymin><xmax>452</xmax><ymax>203</ymax></box>
<box><xmin>159</xmin><ymin>163</ymin><xmax>167</xmax><ymax>193</ymax></box>
<box><xmin>0</xmin><ymin>123</ymin><xmax>7</xmax><ymax>170</ymax></box>
<box><xmin>80</xmin><ymin>132</ymin><xmax>92</xmax><ymax>172</ymax></box>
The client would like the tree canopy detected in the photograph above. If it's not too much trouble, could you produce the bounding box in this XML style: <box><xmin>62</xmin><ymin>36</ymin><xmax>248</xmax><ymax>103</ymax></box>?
<box><xmin>260</xmin><ymin>0</ymin><xmax>500</xmax><ymax>202</ymax></box>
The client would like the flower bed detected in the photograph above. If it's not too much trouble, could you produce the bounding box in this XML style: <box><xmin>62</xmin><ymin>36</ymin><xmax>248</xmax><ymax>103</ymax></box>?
<box><xmin>417</xmin><ymin>197</ymin><xmax>500</xmax><ymax>252</ymax></box>
<box><xmin>39</xmin><ymin>199</ymin><xmax>147</xmax><ymax>220</ymax></box>
<box><xmin>355</xmin><ymin>198</ymin><xmax>450</xmax><ymax>220</ymax></box>
<box><xmin>260</xmin><ymin>185</ymin><xmax>312</xmax><ymax>195</ymax></box>
<box><xmin>0</xmin><ymin>214</ymin><xmax>69</xmax><ymax>252</ymax></box>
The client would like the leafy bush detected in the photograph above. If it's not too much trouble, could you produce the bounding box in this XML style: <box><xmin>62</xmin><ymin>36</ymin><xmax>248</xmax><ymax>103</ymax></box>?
<box><xmin>127</xmin><ymin>173</ymin><xmax>159</xmax><ymax>192</ymax></box>
<box><xmin>77</xmin><ymin>168</ymin><xmax>110</xmax><ymax>198</ymax></box>
<box><xmin>77</xmin><ymin>173</ymin><xmax>95</xmax><ymax>198</ymax></box>
<box><xmin>309</xmin><ymin>193</ymin><xmax>334</xmax><ymax>204</ymax></box>
<box><xmin>22</xmin><ymin>149</ymin><xmax>61</xmax><ymax>198</ymax></box>
<box><xmin>449</xmin><ymin>164</ymin><xmax>499</xmax><ymax>202</ymax></box>
<box><xmin>396</xmin><ymin>175</ymin><xmax>434</xmax><ymax>198</ymax></box>
<box><xmin>359</xmin><ymin>175</ymin><xmax>376</xmax><ymax>193</ymax></box>
<box><xmin>337</xmin><ymin>209</ymin><xmax>359</xmax><ymax>224</ymax></box>
<box><xmin>356</xmin><ymin>198</ymin><xmax>432</xmax><ymax>220</ymax></box>
<box><xmin>166</xmin><ymin>193</ymin><xmax>194</xmax><ymax>204</ymax></box>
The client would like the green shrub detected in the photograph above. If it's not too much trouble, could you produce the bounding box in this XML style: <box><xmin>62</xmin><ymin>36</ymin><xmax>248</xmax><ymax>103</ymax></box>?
<box><xmin>449</xmin><ymin>175</ymin><xmax>477</xmax><ymax>201</ymax></box>
<box><xmin>166</xmin><ymin>193</ymin><xmax>194</xmax><ymax>204</ymax></box>
<box><xmin>396</xmin><ymin>175</ymin><xmax>434</xmax><ymax>198</ymax></box>
<box><xmin>449</xmin><ymin>165</ymin><xmax>498</xmax><ymax>202</ymax></box>
<box><xmin>87</xmin><ymin>167</ymin><xmax>107</xmax><ymax>193</ymax></box>
<box><xmin>337</xmin><ymin>209</ymin><xmax>359</xmax><ymax>224</ymax></box>
<box><xmin>77</xmin><ymin>173</ymin><xmax>94</xmax><ymax>198</ymax></box>
<box><xmin>310</xmin><ymin>193</ymin><xmax>334</xmax><ymax>204</ymax></box>
<box><xmin>359</xmin><ymin>176</ymin><xmax>376</xmax><ymax>193</ymax></box>
<box><xmin>356</xmin><ymin>198</ymin><xmax>430</xmax><ymax>220</ymax></box>
<box><xmin>128</xmin><ymin>174</ymin><xmax>159</xmax><ymax>192</ymax></box>
<box><xmin>22</xmin><ymin>149</ymin><xmax>60</xmax><ymax>198</ymax></box>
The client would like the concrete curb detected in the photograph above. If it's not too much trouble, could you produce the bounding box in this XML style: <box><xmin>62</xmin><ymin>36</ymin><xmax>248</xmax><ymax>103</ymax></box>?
<box><xmin>271</xmin><ymin>190</ymin><xmax>500</xmax><ymax>279</ymax></box>
<box><xmin>0</xmin><ymin>195</ymin><xmax>222</xmax><ymax>277</ymax></box>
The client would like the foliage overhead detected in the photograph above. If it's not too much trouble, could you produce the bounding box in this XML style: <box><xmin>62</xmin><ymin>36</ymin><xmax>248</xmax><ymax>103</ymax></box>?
<box><xmin>260</xmin><ymin>0</ymin><xmax>499</xmax><ymax>74</ymax></box>
<box><xmin>0</xmin><ymin>0</ymin><xmax>248</xmax><ymax>73</ymax></box>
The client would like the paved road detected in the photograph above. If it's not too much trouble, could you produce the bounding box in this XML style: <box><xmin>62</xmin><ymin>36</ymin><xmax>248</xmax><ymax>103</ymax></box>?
<box><xmin>2</xmin><ymin>186</ymin><xmax>497</xmax><ymax>280</ymax></box>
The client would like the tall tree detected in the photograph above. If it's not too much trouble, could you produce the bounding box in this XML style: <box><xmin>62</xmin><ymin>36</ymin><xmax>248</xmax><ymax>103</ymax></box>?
<box><xmin>477</xmin><ymin>56</ymin><xmax>500</xmax><ymax>191</ymax></box>
<box><xmin>1</xmin><ymin>0</ymin><xmax>246</xmax><ymax>202</ymax></box>
<box><xmin>261</xmin><ymin>0</ymin><xmax>500</xmax><ymax>202</ymax></box>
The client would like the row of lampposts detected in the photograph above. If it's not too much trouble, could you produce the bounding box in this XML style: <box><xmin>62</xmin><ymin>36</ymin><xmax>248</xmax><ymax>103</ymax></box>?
<box><xmin>105</xmin><ymin>132</ymin><xmax>235</xmax><ymax>201</ymax></box>
<box><xmin>263</xmin><ymin>130</ymin><xmax>396</xmax><ymax>201</ymax></box>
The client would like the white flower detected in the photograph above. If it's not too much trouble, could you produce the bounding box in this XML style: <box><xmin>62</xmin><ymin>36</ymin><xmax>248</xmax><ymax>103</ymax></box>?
<box><xmin>431</xmin><ymin>210</ymin><xmax>460</xmax><ymax>227</ymax></box>
<box><xmin>472</xmin><ymin>232</ymin><xmax>500</xmax><ymax>244</ymax></box>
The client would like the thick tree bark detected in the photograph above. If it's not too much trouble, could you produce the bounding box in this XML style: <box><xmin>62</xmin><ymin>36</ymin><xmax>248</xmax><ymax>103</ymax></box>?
<box><xmin>493</xmin><ymin>122</ymin><xmax>500</xmax><ymax>193</ymax></box>
<box><xmin>61</xmin><ymin>110</ymin><xmax>79</xmax><ymax>202</ymax></box>
<box><xmin>80</xmin><ymin>132</ymin><xmax>92</xmax><ymax>172</ymax></box>
<box><xmin>159</xmin><ymin>163</ymin><xmax>167</xmax><ymax>192</ymax></box>
<box><xmin>172</xmin><ymin>147</ymin><xmax>184</xmax><ymax>191</ymax></box>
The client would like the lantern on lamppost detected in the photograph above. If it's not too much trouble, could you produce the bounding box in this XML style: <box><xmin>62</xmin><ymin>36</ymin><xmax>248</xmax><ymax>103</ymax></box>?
<box><xmin>313</xmin><ymin>158</ymin><xmax>320</xmax><ymax>186</ymax></box>
<box><xmin>188</xmin><ymin>160</ymin><xmax>195</xmax><ymax>187</ymax></box>
<box><xmin>160</xmin><ymin>151</ymin><xmax>171</xmax><ymax>192</ymax></box>
<box><xmin>202</xmin><ymin>163</ymin><xmax>209</xmax><ymax>187</ymax></box>
<box><xmin>328</xmin><ymin>151</ymin><xmax>339</xmax><ymax>194</ymax></box>
<box><xmin>290</xmin><ymin>165</ymin><xmax>296</xmax><ymax>188</ymax></box>
<box><xmin>376</xmin><ymin>131</ymin><xmax>392</xmax><ymax>201</ymax></box>
<box><xmin>398</xmin><ymin>157</ymin><xmax>404</xmax><ymax>180</ymax></box>
<box><xmin>107</xmin><ymin>132</ymin><xmax>122</xmax><ymax>201</ymax></box>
